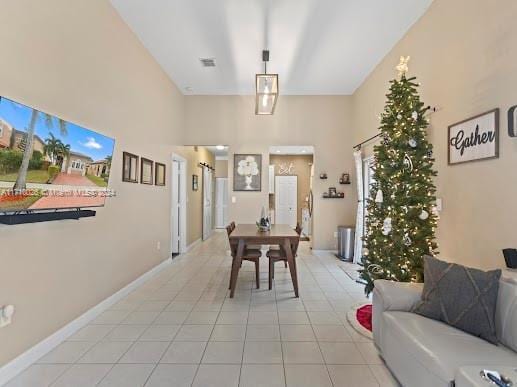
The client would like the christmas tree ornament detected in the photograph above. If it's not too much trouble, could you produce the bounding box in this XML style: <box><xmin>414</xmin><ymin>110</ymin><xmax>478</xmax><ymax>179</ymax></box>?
<box><xmin>362</xmin><ymin>247</ymin><xmax>369</xmax><ymax>256</ymax></box>
<box><xmin>395</xmin><ymin>56</ymin><xmax>410</xmax><ymax>78</ymax></box>
<box><xmin>408</xmin><ymin>138</ymin><xmax>417</xmax><ymax>148</ymax></box>
<box><xmin>397</xmin><ymin>114</ymin><xmax>402</xmax><ymax>120</ymax></box>
<box><xmin>382</xmin><ymin>217</ymin><xmax>392</xmax><ymax>235</ymax></box>
<box><xmin>403</xmin><ymin>234</ymin><xmax>412</xmax><ymax>246</ymax></box>
<box><xmin>403</xmin><ymin>154</ymin><xmax>414</xmax><ymax>172</ymax></box>
<box><xmin>375</xmin><ymin>190</ymin><xmax>384</xmax><ymax>203</ymax></box>
<box><xmin>412</xmin><ymin>111</ymin><xmax>418</xmax><ymax>120</ymax></box>
<box><xmin>419</xmin><ymin>209</ymin><xmax>429</xmax><ymax>220</ymax></box>
<box><xmin>427</xmin><ymin>150</ymin><xmax>433</xmax><ymax>158</ymax></box>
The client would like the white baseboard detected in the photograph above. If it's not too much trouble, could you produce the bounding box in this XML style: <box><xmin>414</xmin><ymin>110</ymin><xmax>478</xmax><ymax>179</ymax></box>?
<box><xmin>0</xmin><ymin>257</ymin><xmax>172</xmax><ymax>386</ymax></box>
<box><xmin>186</xmin><ymin>238</ymin><xmax>201</xmax><ymax>252</ymax></box>
<box><xmin>312</xmin><ymin>249</ymin><xmax>339</xmax><ymax>255</ymax></box>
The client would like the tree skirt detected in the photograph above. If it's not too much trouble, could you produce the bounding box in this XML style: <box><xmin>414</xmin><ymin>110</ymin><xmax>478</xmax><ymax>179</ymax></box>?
<box><xmin>346</xmin><ymin>303</ymin><xmax>373</xmax><ymax>340</ymax></box>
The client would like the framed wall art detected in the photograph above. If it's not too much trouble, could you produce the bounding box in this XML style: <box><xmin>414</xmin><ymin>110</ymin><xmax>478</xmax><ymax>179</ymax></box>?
<box><xmin>448</xmin><ymin>109</ymin><xmax>499</xmax><ymax>165</ymax></box>
<box><xmin>122</xmin><ymin>152</ymin><xmax>139</xmax><ymax>183</ymax></box>
<box><xmin>192</xmin><ymin>174</ymin><xmax>198</xmax><ymax>191</ymax></box>
<box><xmin>508</xmin><ymin>105</ymin><xmax>517</xmax><ymax>137</ymax></box>
<box><xmin>234</xmin><ymin>154</ymin><xmax>262</xmax><ymax>191</ymax></box>
<box><xmin>140</xmin><ymin>158</ymin><xmax>154</xmax><ymax>185</ymax></box>
<box><xmin>155</xmin><ymin>162</ymin><xmax>166</xmax><ymax>186</ymax></box>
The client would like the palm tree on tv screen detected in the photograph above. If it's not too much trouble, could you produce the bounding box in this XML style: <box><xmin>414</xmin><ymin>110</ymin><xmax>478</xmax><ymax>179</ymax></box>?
<box><xmin>44</xmin><ymin>133</ymin><xmax>60</xmax><ymax>165</ymax></box>
<box><xmin>13</xmin><ymin>110</ymin><xmax>67</xmax><ymax>190</ymax></box>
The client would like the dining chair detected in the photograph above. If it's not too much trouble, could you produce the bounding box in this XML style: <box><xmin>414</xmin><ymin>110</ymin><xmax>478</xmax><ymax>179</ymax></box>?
<box><xmin>266</xmin><ymin>223</ymin><xmax>302</xmax><ymax>290</ymax></box>
<box><xmin>226</xmin><ymin>223</ymin><xmax>262</xmax><ymax>289</ymax></box>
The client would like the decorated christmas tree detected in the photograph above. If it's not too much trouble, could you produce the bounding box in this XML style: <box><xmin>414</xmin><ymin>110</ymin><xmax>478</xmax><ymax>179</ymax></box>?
<box><xmin>360</xmin><ymin>56</ymin><xmax>438</xmax><ymax>295</ymax></box>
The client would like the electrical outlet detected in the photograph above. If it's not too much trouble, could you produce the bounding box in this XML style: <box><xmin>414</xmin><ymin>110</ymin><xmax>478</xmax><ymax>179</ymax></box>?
<box><xmin>0</xmin><ymin>305</ymin><xmax>14</xmax><ymax>328</ymax></box>
<box><xmin>156</xmin><ymin>241</ymin><xmax>161</xmax><ymax>251</ymax></box>
<box><xmin>333</xmin><ymin>231</ymin><xmax>338</xmax><ymax>238</ymax></box>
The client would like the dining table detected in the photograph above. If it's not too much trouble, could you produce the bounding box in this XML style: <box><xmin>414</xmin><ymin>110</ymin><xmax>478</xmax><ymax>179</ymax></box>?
<box><xmin>228</xmin><ymin>224</ymin><xmax>300</xmax><ymax>298</ymax></box>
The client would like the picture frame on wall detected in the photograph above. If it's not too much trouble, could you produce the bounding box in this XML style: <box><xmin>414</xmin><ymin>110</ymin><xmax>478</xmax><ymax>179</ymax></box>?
<box><xmin>233</xmin><ymin>154</ymin><xmax>262</xmax><ymax>191</ymax></box>
<box><xmin>122</xmin><ymin>152</ymin><xmax>139</xmax><ymax>183</ymax></box>
<box><xmin>192</xmin><ymin>174</ymin><xmax>198</xmax><ymax>191</ymax></box>
<box><xmin>448</xmin><ymin>109</ymin><xmax>499</xmax><ymax>165</ymax></box>
<box><xmin>140</xmin><ymin>158</ymin><xmax>154</xmax><ymax>185</ymax></box>
<box><xmin>155</xmin><ymin>162</ymin><xmax>166</xmax><ymax>186</ymax></box>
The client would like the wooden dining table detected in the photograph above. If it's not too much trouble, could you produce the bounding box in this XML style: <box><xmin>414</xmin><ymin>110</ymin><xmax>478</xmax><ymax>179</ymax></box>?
<box><xmin>229</xmin><ymin>224</ymin><xmax>300</xmax><ymax>298</ymax></box>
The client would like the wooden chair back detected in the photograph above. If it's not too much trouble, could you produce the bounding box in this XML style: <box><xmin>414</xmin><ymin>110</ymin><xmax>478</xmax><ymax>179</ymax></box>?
<box><xmin>227</xmin><ymin>222</ymin><xmax>237</xmax><ymax>257</ymax></box>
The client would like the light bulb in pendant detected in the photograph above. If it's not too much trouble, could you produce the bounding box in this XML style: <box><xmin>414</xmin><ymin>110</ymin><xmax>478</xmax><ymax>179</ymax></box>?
<box><xmin>262</xmin><ymin>84</ymin><xmax>269</xmax><ymax>107</ymax></box>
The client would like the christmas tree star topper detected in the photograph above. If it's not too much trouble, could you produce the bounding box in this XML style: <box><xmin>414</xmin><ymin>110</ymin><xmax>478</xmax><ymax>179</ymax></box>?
<box><xmin>396</xmin><ymin>56</ymin><xmax>410</xmax><ymax>78</ymax></box>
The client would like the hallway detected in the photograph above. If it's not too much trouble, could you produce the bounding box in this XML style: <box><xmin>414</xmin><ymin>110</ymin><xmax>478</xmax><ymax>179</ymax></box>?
<box><xmin>8</xmin><ymin>232</ymin><xmax>398</xmax><ymax>387</ymax></box>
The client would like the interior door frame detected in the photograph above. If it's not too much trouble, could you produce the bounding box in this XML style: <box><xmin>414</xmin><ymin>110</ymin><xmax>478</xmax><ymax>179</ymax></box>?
<box><xmin>171</xmin><ymin>153</ymin><xmax>187</xmax><ymax>255</ymax></box>
<box><xmin>362</xmin><ymin>155</ymin><xmax>375</xmax><ymax>234</ymax></box>
<box><xmin>275</xmin><ymin>175</ymin><xmax>298</xmax><ymax>227</ymax></box>
<box><xmin>215</xmin><ymin>177</ymin><xmax>228</xmax><ymax>229</ymax></box>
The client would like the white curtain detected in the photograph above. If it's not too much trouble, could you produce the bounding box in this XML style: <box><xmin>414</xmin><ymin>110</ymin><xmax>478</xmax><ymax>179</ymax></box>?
<box><xmin>353</xmin><ymin>150</ymin><xmax>364</xmax><ymax>264</ymax></box>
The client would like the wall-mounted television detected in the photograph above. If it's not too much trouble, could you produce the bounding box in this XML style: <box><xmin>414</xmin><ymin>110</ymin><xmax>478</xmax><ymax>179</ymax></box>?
<box><xmin>0</xmin><ymin>96</ymin><xmax>115</xmax><ymax>213</ymax></box>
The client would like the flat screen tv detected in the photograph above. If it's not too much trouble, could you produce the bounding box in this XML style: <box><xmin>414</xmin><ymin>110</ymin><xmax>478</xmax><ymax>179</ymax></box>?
<box><xmin>0</xmin><ymin>96</ymin><xmax>115</xmax><ymax>213</ymax></box>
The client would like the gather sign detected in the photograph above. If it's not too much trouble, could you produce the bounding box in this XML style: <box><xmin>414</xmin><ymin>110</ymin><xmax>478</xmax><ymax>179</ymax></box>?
<box><xmin>448</xmin><ymin>109</ymin><xmax>499</xmax><ymax>165</ymax></box>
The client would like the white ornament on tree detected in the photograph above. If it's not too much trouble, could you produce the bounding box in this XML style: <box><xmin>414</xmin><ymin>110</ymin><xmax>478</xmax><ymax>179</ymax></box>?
<box><xmin>375</xmin><ymin>190</ymin><xmax>384</xmax><ymax>204</ymax></box>
<box><xmin>419</xmin><ymin>209</ymin><xmax>429</xmax><ymax>220</ymax></box>
<box><xmin>408</xmin><ymin>138</ymin><xmax>417</xmax><ymax>148</ymax></box>
<box><xmin>403</xmin><ymin>154</ymin><xmax>414</xmax><ymax>172</ymax></box>
<box><xmin>403</xmin><ymin>234</ymin><xmax>412</xmax><ymax>246</ymax></box>
<box><xmin>412</xmin><ymin>111</ymin><xmax>418</xmax><ymax>120</ymax></box>
<box><xmin>382</xmin><ymin>217</ymin><xmax>392</xmax><ymax>235</ymax></box>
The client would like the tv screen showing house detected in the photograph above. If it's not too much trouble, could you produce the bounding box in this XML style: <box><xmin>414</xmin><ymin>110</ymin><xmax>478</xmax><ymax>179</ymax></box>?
<box><xmin>0</xmin><ymin>96</ymin><xmax>115</xmax><ymax>212</ymax></box>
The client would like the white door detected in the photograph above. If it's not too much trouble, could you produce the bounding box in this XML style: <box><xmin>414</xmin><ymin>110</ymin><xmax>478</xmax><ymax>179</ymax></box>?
<box><xmin>275</xmin><ymin>175</ymin><xmax>297</xmax><ymax>227</ymax></box>
<box><xmin>202</xmin><ymin>167</ymin><xmax>213</xmax><ymax>240</ymax></box>
<box><xmin>215</xmin><ymin>178</ymin><xmax>228</xmax><ymax>228</ymax></box>
<box><xmin>171</xmin><ymin>157</ymin><xmax>187</xmax><ymax>254</ymax></box>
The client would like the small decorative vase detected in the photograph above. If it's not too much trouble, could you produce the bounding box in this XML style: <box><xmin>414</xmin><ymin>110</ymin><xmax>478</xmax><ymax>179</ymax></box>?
<box><xmin>245</xmin><ymin>175</ymin><xmax>253</xmax><ymax>190</ymax></box>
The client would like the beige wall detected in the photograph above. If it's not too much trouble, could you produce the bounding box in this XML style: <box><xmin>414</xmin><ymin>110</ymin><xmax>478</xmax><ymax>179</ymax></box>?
<box><xmin>352</xmin><ymin>0</ymin><xmax>517</xmax><ymax>269</ymax></box>
<box><xmin>184</xmin><ymin>96</ymin><xmax>356</xmax><ymax>249</ymax></box>
<box><xmin>172</xmin><ymin>146</ymin><xmax>215</xmax><ymax>245</ymax></box>
<box><xmin>0</xmin><ymin>0</ymin><xmax>184</xmax><ymax>366</ymax></box>
<box><xmin>215</xmin><ymin>160</ymin><xmax>228</xmax><ymax>178</ymax></box>
<box><xmin>269</xmin><ymin>155</ymin><xmax>313</xmax><ymax>225</ymax></box>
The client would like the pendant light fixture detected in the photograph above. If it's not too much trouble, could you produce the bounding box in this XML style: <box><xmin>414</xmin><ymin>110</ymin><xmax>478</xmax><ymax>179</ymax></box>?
<box><xmin>255</xmin><ymin>50</ymin><xmax>278</xmax><ymax>115</ymax></box>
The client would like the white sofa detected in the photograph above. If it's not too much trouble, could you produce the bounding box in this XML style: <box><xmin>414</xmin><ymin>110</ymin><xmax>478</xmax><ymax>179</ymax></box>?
<box><xmin>372</xmin><ymin>274</ymin><xmax>517</xmax><ymax>387</ymax></box>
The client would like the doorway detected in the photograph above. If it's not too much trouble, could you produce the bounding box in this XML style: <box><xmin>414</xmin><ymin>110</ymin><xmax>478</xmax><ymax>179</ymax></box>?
<box><xmin>215</xmin><ymin>177</ymin><xmax>229</xmax><ymax>228</ymax></box>
<box><xmin>269</xmin><ymin>146</ymin><xmax>314</xmax><ymax>242</ymax></box>
<box><xmin>171</xmin><ymin>154</ymin><xmax>187</xmax><ymax>255</ymax></box>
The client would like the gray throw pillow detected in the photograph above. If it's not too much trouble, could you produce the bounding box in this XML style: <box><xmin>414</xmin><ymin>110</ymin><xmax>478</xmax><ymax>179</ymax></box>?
<box><xmin>412</xmin><ymin>256</ymin><xmax>501</xmax><ymax>344</ymax></box>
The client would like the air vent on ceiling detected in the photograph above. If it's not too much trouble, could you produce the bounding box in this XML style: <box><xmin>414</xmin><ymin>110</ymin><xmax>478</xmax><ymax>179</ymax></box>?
<box><xmin>199</xmin><ymin>58</ymin><xmax>216</xmax><ymax>67</ymax></box>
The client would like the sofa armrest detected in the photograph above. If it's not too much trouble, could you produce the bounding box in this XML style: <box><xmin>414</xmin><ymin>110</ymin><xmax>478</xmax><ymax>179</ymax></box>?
<box><xmin>373</xmin><ymin>279</ymin><xmax>424</xmax><ymax>313</ymax></box>
<box><xmin>372</xmin><ymin>280</ymin><xmax>424</xmax><ymax>351</ymax></box>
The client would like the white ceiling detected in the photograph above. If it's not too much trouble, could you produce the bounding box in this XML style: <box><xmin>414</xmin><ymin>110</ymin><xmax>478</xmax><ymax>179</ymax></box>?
<box><xmin>270</xmin><ymin>146</ymin><xmax>314</xmax><ymax>155</ymax></box>
<box><xmin>111</xmin><ymin>0</ymin><xmax>433</xmax><ymax>95</ymax></box>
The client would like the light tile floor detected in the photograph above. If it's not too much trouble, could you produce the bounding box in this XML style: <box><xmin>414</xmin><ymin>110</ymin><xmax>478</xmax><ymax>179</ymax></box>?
<box><xmin>6</xmin><ymin>231</ymin><xmax>400</xmax><ymax>387</ymax></box>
